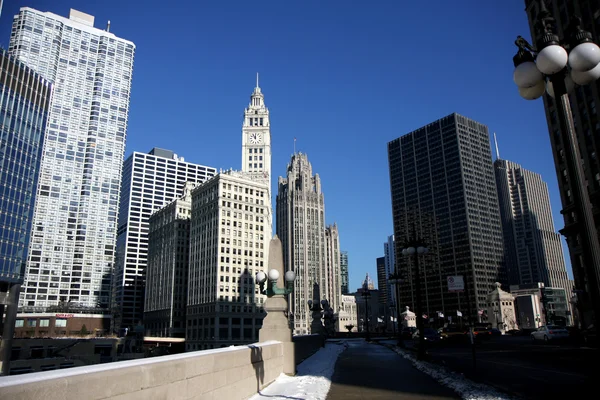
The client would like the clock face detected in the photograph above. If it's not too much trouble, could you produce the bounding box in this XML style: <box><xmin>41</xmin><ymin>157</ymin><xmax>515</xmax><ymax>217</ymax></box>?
<box><xmin>249</xmin><ymin>132</ymin><xmax>262</xmax><ymax>144</ymax></box>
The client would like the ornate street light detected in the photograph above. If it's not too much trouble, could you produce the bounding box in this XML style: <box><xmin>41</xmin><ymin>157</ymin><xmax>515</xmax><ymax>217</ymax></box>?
<box><xmin>256</xmin><ymin>269</ymin><xmax>296</xmax><ymax>297</ymax></box>
<box><xmin>388</xmin><ymin>272</ymin><xmax>404</xmax><ymax>347</ymax></box>
<box><xmin>401</xmin><ymin>232</ymin><xmax>429</xmax><ymax>361</ymax></box>
<box><xmin>307</xmin><ymin>299</ymin><xmax>324</xmax><ymax>335</ymax></box>
<box><xmin>512</xmin><ymin>1</ymin><xmax>600</xmax><ymax>327</ymax></box>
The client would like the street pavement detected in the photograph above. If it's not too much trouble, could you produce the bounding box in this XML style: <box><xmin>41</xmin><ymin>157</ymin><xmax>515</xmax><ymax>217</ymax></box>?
<box><xmin>407</xmin><ymin>335</ymin><xmax>595</xmax><ymax>399</ymax></box>
<box><xmin>326</xmin><ymin>340</ymin><xmax>459</xmax><ymax>400</ymax></box>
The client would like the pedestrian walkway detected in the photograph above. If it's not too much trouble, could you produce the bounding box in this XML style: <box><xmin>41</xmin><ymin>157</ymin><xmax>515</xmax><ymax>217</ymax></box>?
<box><xmin>326</xmin><ymin>340</ymin><xmax>459</xmax><ymax>400</ymax></box>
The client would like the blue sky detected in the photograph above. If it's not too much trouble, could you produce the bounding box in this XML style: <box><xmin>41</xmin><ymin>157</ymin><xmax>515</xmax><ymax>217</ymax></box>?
<box><xmin>0</xmin><ymin>0</ymin><xmax>572</xmax><ymax>291</ymax></box>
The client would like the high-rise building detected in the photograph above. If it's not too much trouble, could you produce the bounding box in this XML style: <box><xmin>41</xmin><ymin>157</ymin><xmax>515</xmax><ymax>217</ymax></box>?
<box><xmin>276</xmin><ymin>152</ymin><xmax>341</xmax><ymax>335</ymax></box>
<box><xmin>524</xmin><ymin>0</ymin><xmax>600</xmax><ymax>325</ymax></box>
<box><xmin>8</xmin><ymin>8</ymin><xmax>135</xmax><ymax>310</ymax></box>
<box><xmin>325</xmin><ymin>224</ymin><xmax>342</xmax><ymax>311</ymax></box>
<box><xmin>340</xmin><ymin>251</ymin><xmax>349</xmax><ymax>295</ymax></box>
<box><xmin>388</xmin><ymin>113</ymin><xmax>505</xmax><ymax>323</ymax></box>
<box><xmin>494</xmin><ymin>155</ymin><xmax>570</xmax><ymax>293</ymax></box>
<box><xmin>113</xmin><ymin>148</ymin><xmax>216</xmax><ymax>331</ymax></box>
<box><xmin>0</xmin><ymin>49</ymin><xmax>51</xmax><ymax>373</ymax></box>
<box><xmin>144</xmin><ymin>182</ymin><xmax>195</xmax><ymax>338</ymax></box>
<box><xmin>186</xmin><ymin>80</ymin><xmax>272</xmax><ymax>350</ymax></box>
<box><xmin>383</xmin><ymin>235</ymin><xmax>396</xmax><ymax>305</ymax></box>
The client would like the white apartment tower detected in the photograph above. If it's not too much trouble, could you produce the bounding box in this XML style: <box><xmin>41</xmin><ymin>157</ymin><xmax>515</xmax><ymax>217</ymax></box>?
<box><xmin>8</xmin><ymin>8</ymin><xmax>135</xmax><ymax>310</ymax></box>
<box><xmin>114</xmin><ymin>148</ymin><xmax>216</xmax><ymax>331</ymax></box>
<box><xmin>276</xmin><ymin>153</ymin><xmax>342</xmax><ymax>335</ymax></box>
<box><xmin>186</xmin><ymin>80</ymin><xmax>272</xmax><ymax>350</ymax></box>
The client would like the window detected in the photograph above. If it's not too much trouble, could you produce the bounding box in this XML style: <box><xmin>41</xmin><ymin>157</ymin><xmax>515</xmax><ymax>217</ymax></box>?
<box><xmin>55</xmin><ymin>319</ymin><xmax>67</xmax><ymax>327</ymax></box>
<box><xmin>40</xmin><ymin>319</ymin><xmax>50</xmax><ymax>327</ymax></box>
<box><xmin>27</xmin><ymin>320</ymin><xmax>37</xmax><ymax>328</ymax></box>
<box><xmin>15</xmin><ymin>320</ymin><xmax>24</xmax><ymax>328</ymax></box>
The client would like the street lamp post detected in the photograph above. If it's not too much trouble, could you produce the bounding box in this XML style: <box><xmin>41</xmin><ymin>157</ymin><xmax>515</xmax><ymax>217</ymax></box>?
<box><xmin>307</xmin><ymin>299</ymin><xmax>324</xmax><ymax>335</ymax></box>
<box><xmin>401</xmin><ymin>226</ymin><xmax>429</xmax><ymax>361</ymax></box>
<box><xmin>361</xmin><ymin>287</ymin><xmax>371</xmax><ymax>341</ymax></box>
<box><xmin>512</xmin><ymin>0</ymin><xmax>600</xmax><ymax>328</ymax></box>
<box><xmin>388</xmin><ymin>272</ymin><xmax>404</xmax><ymax>347</ymax></box>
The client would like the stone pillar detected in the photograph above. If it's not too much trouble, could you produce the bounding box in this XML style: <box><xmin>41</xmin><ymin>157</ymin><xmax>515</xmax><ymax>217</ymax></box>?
<box><xmin>259</xmin><ymin>236</ymin><xmax>295</xmax><ymax>376</ymax></box>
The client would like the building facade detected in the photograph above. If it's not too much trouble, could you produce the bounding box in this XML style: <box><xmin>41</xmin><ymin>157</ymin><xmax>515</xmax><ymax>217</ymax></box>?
<box><xmin>0</xmin><ymin>49</ymin><xmax>51</xmax><ymax>373</ymax></box>
<box><xmin>8</xmin><ymin>8</ymin><xmax>135</xmax><ymax>310</ymax></box>
<box><xmin>388</xmin><ymin>113</ymin><xmax>505</xmax><ymax>324</ymax></box>
<box><xmin>276</xmin><ymin>152</ymin><xmax>341</xmax><ymax>335</ymax></box>
<box><xmin>144</xmin><ymin>182</ymin><xmax>195</xmax><ymax>338</ymax></box>
<box><xmin>340</xmin><ymin>251</ymin><xmax>349</xmax><ymax>294</ymax></box>
<box><xmin>337</xmin><ymin>295</ymin><xmax>357</xmax><ymax>332</ymax></box>
<box><xmin>113</xmin><ymin>148</ymin><xmax>216</xmax><ymax>331</ymax></box>
<box><xmin>494</xmin><ymin>157</ymin><xmax>571</xmax><ymax>293</ymax></box>
<box><xmin>524</xmin><ymin>0</ymin><xmax>600</xmax><ymax>325</ymax></box>
<box><xmin>383</xmin><ymin>235</ymin><xmax>396</xmax><ymax>306</ymax></box>
<box><xmin>376</xmin><ymin>257</ymin><xmax>388</xmax><ymax>306</ymax></box>
<box><xmin>185</xmin><ymin>81</ymin><xmax>272</xmax><ymax>350</ymax></box>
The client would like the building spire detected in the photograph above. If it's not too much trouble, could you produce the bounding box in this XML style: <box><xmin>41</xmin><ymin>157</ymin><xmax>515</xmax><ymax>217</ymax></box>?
<box><xmin>494</xmin><ymin>132</ymin><xmax>500</xmax><ymax>160</ymax></box>
<box><xmin>256</xmin><ymin>72</ymin><xmax>259</xmax><ymax>89</ymax></box>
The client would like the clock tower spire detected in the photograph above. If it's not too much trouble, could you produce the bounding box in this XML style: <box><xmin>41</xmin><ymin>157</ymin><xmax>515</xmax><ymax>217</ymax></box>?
<box><xmin>242</xmin><ymin>74</ymin><xmax>271</xmax><ymax>192</ymax></box>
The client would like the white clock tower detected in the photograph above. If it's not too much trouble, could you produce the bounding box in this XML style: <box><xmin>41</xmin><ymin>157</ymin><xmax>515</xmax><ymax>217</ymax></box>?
<box><xmin>242</xmin><ymin>74</ymin><xmax>271</xmax><ymax>193</ymax></box>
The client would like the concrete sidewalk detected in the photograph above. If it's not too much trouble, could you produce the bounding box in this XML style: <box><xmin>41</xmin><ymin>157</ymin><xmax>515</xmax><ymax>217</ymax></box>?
<box><xmin>326</xmin><ymin>340</ymin><xmax>459</xmax><ymax>400</ymax></box>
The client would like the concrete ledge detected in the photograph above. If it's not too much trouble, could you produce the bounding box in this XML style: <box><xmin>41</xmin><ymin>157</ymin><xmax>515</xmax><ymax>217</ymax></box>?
<box><xmin>0</xmin><ymin>341</ymin><xmax>283</xmax><ymax>400</ymax></box>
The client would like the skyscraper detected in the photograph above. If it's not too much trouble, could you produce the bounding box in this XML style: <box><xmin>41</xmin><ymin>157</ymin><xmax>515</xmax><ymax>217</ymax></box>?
<box><xmin>276</xmin><ymin>152</ymin><xmax>341</xmax><ymax>335</ymax></box>
<box><xmin>388</xmin><ymin>113</ymin><xmax>505</xmax><ymax>322</ymax></box>
<box><xmin>114</xmin><ymin>148</ymin><xmax>216</xmax><ymax>331</ymax></box>
<box><xmin>144</xmin><ymin>182</ymin><xmax>195</xmax><ymax>338</ymax></box>
<box><xmin>186</xmin><ymin>80</ymin><xmax>272</xmax><ymax>350</ymax></box>
<box><xmin>524</xmin><ymin>0</ymin><xmax>600</xmax><ymax>325</ymax></box>
<box><xmin>8</xmin><ymin>8</ymin><xmax>135</xmax><ymax>310</ymax></box>
<box><xmin>0</xmin><ymin>49</ymin><xmax>51</xmax><ymax>374</ymax></box>
<box><xmin>383</xmin><ymin>235</ymin><xmax>396</xmax><ymax>306</ymax></box>
<box><xmin>376</xmin><ymin>256</ymin><xmax>388</xmax><ymax>306</ymax></box>
<box><xmin>340</xmin><ymin>251</ymin><xmax>349</xmax><ymax>295</ymax></box>
<box><xmin>494</xmin><ymin>155</ymin><xmax>570</xmax><ymax>292</ymax></box>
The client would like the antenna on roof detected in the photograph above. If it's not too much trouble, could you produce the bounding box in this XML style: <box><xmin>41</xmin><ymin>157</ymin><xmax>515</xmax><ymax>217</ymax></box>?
<box><xmin>106</xmin><ymin>20</ymin><xmax>111</xmax><ymax>32</ymax></box>
<box><xmin>494</xmin><ymin>132</ymin><xmax>500</xmax><ymax>160</ymax></box>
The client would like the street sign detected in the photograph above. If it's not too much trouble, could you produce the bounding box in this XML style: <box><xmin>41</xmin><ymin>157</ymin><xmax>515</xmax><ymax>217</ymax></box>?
<box><xmin>447</xmin><ymin>275</ymin><xmax>464</xmax><ymax>292</ymax></box>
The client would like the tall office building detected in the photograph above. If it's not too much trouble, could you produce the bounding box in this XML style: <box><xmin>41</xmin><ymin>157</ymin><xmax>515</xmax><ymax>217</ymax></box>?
<box><xmin>114</xmin><ymin>148</ymin><xmax>216</xmax><ymax>331</ymax></box>
<box><xmin>186</xmin><ymin>80</ymin><xmax>272</xmax><ymax>350</ymax></box>
<box><xmin>340</xmin><ymin>251</ymin><xmax>349</xmax><ymax>294</ymax></box>
<box><xmin>0</xmin><ymin>49</ymin><xmax>51</xmax><ymax>373</ymax></box>
<box><xmin>277</xmin><ymin>152</ymin><xmax>341</xmax><ymax>335</ymax></box>
<box><xmin>376</xmin><ymin>257</ymin><xmax>388</xmax><ymax>306</ymax></box>
<box><xmin>494</xmin><ymin>156</ymin><xmax>570</xmax><ymax>291</ymax></box>
<box><xmin>144</xmin><ymin>182</ymin><xmax>195</xmax><ymax>338</ymax></box>
<box><xmin>388</xmin><ymin>113</ymin><xmax>505</xmax><ymax>322</ymax></box>
<box><xmin>383</xmin><ymin>235</ymin><xmax>396</xmax><ymax>306</ymax></box>
<box><xmin>524</xmin><ymin>0</ymin><xmax>600</xmax><ymax>324</ymax></box>
<box><xmin>325</xmin><ymin>224</ymin><xmax>342</xmax><ymax>311</ymax></box>
<box><xmin>8</xmin><ymin>8</ymin><xmax>135</xmax><ymax>310</ymax></box>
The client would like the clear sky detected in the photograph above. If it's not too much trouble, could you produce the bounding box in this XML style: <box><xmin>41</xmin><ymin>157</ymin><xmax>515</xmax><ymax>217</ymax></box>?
<box><xmin>0</xmin><ymin>0</ymin><xmax>572</xmax><ymax>292</ymax></box>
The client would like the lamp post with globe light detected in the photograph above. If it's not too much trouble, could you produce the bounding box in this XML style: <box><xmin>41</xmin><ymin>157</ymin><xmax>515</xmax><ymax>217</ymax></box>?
<box><xmin>512</xmin><ymin>0</ymin><xmax>600</xmax><ymax>328</ymax></box>
<box><xmin>255</xmin><ymin>269</ymin><xmax>296</xmax><ymax>297</ymax></box>
<box><xmin>401</xmin><ymin>225</ymin><xmax>428</xmax><ymax>361</ymax></box>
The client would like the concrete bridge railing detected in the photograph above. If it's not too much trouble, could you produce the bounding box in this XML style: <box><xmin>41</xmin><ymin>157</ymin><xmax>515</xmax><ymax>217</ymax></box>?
<box><xmin>0</xmin><ymin>340</ymin><xmax>284</xmax><ymax>400</ymax></box>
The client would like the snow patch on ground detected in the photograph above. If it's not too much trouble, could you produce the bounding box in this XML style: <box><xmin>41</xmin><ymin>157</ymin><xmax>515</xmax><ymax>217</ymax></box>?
<box><xmin>248</xmin><ymin>340</ymin><xmax>348</xmax><ymax>400</ymax></box>
<box><xmin>390</xmin><ymin>346</ymin><xmax>516</xmax><ymax>400</ymax></box>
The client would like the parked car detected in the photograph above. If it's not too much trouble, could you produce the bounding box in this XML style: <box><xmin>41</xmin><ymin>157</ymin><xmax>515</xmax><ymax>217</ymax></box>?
<box><xmin>488</xmin><ymin>328</ymin><xmax>502</xmax><ymax>336</ymax></box>
<box><xmin>467</xmin><ymin>326</ymin><xmax>492</xmax><ymax>341</ymax></box>
<box><xmin>412</xmin><ymin>328</ymin><xmax>443</xmax><ymax>344</ymax></box>
<box><xmin>531</xmin><ymin>325</ymin><xmax>569</xmax><ymax>343</ymax></box>
<box><xmin>439</xmin><ymin>326</ymin><xmax>465</xmax><ymax>342</ymax></box>
<box><xmin>400</xmin><ymin>327</ymin><xmax>417</xmax><ymax>340</ymax></box>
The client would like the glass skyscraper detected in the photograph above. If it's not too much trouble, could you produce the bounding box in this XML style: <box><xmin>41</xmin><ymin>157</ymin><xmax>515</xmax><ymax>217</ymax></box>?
<box><xmin>0</xmin><ymin>49</ymin><xmax>51</xmax><ymax>283</ymax></box>
<box><xmin>8</xmin><ymin>8</ymin><xmax>135</xmax><ymax>310</ymax></box>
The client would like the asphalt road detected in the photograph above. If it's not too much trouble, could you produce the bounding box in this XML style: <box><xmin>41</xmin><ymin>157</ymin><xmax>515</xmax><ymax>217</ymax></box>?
<box><xmin>406</xmin><ymin>335</ymin><xmax>595</xmax><ymax>399</ymax></box>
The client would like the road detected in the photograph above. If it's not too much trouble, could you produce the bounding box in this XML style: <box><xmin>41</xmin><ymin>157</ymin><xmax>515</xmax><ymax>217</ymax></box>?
<box><xmin>406</xmin><ymin>335</ymin><xmax>595</xmax><ymax>399</ymax></box>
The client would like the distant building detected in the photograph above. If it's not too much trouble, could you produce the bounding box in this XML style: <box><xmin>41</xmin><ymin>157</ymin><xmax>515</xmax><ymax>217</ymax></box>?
<box><xmin>388</xmin><ymin>113</ymin><xmax>505</xmax><ymax>323</ymax></box>
<box><xmin>113</xmin><ymin>148</ymin><xmax>215</xmax><ymax>332</ymax></box>
<box><xmin>494</xmin><ymin>156</ymin><xmax>570</xmax><ymax>295</ymax></box>
<box><xmin>383</xmin><ymin>235</ymin><xmax>396</xmax><ymax>305</ymax></box>
<box><xmin>340</xmin><ymin>251</ymin><xmax>349</xmax><ymax>295</ymax></box>
<box><xmin>337</xmin><ymin>295</ymin><xmax>357</xmax><ymax>332</ymax></box>
<box><xmin>376</xmin><ymin>257</ymin><xmax>387</xmax><ymax>305</ymax></box>
<box><xmin>144</xmin><ymin>182</ymin><xmax>195</xmax><ymax>338</ymax></box>
<box><xmin>276</xmin><ymin>152</ymin><xmax>341</xmax><ymax>335</ymax></box>
<box><xmin>510</xmin><ymin>282</ymin><xmax>572</xmax><ymax>326</ymax></box>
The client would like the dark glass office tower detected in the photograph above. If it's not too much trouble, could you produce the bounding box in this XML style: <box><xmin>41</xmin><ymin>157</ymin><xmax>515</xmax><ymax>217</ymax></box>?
<box><xmin>524</xmin><ymin>0</ymin><xmax>600</xmax><ymax>326</ymax></box>
<box><xmin>388</xmin><ymin>113</ymin><xmax>505</xmax><ymax>324</ymax></box>
<box><xmin>0</xmin><ymin>49</ymin><xmax>51</xmax><ymax>374</ymax></box>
